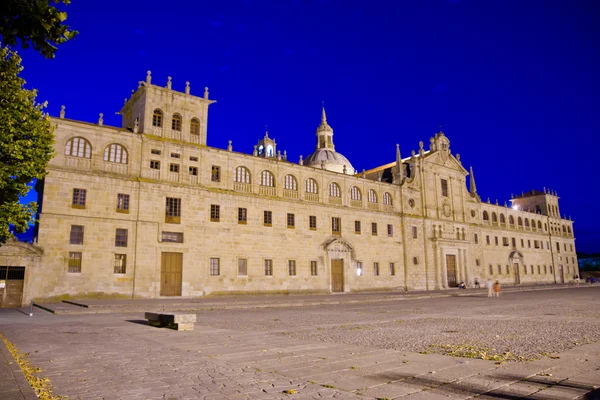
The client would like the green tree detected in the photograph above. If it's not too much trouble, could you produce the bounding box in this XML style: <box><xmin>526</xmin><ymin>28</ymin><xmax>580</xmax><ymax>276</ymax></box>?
<box><xmin>0</xmin><ymin>1</ymin><xmax>77</xmax><ymax>244</ymax></box>
<box><xmin>0</xmin><ymin>0</ymin><xmax>78</xmax><ymax>59</ymax></box>
<box><xmin>0</xmin><ymin>46</ymin><xmax>55</xmax><ymax>244</ymax></box>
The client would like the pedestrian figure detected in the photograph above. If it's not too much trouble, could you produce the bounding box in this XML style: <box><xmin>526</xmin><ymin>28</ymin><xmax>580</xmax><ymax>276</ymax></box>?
<box><xmin>487</xmin><ymin>280</ymin><xmax>493</xmax><ymax>297</ymax></box>
<box><xmin>573</xmin><ymin>275</ymin><xmax>579</xmax><ymax>285</ymax></box>
<box><xmin>493</xmin><ymin>280</ymin><xmax>501</xmax><ymax>297</ymax></box>
<box><xmin>474</xmin><ymin>278</ymin><xmax>480</xmax><ymax>288</ymax></box>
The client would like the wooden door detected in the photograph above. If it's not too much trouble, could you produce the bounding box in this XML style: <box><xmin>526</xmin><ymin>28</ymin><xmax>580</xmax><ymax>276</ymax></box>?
<box><xmin>446</xmin><ymin>255</ymin><xmax>457</xmax><ymax>287</ymax></box>
<box><xmin>559</xmin><ymin>265</ymin><xmax>564</xmax><ymax>283</ymax></box>
<box><xmin>513</xmin><ymin>263</ymin><xmax>520</xmax><ymax>284</ymax></box>
<box><xmin>0</xmin><ymin>266</ymin><xmax>25</xmax><ymax>308</ymax></box>
<box><xmin>160</xmin><ymin>252</ymin><xmax>182</xmax><ymax>296</ymax></box>
<box><xmin>331</xmin><ymin>259</ymin><xmax>344</xmax><ymax>293</ymax></box>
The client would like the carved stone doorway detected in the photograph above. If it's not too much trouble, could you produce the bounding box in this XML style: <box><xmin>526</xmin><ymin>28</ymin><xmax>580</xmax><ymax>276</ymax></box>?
<box><xmin>513</xmin><ymin>263</ymin><xmax>520</xmax><ymax>285</ymax></box>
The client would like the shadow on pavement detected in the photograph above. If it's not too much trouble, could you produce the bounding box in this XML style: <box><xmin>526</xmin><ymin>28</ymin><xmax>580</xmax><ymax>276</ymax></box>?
<box><xmin>365</xmin><ymin>370</ymin><xmax>599</xmax><ymax>399</ymax></box>
<box><xmin>126</xmin><ymin>319</ymin><xmax>150</xmax><ymax>326</ymax></box>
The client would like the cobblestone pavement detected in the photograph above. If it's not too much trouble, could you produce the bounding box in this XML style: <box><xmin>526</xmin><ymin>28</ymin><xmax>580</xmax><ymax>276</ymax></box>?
<box><xmin>0</xmin><ymin>287</ymin><xmax>599</xmax><ymax>399</ymax></box>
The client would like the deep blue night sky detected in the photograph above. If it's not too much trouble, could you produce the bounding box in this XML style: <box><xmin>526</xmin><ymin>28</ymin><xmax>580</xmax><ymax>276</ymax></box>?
<box><xmin>16</xmin><ymin>0</ymin><xmax>600</xmax><ymax>252</ymax></box>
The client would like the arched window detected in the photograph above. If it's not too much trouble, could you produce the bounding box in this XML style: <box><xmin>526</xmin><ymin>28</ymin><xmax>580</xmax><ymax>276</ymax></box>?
<box><xmin>483</xmin><ymin>211</ymin><xmax>489</xmax><ymax>221</ymax></box>
<box><xmin>350</xmin><ymin>186</ymin><xmax>361</xmax><ymax>201</ymax></box>
<box><xmin>562</xmin><ymin>225</ymin><xmax>567</xmax><ymax>233</ymax></box>
<box><xmin>492</xmin><ymin>212</ymin><xmax>497</xmax><ymax>223</ymax></box>
<box><xmin>329</xmin><ymin>182</ymin><xmax>341</xmax><ymax>197</ymax></box>
<box><xmin>518</xmin><ymin>217</ymin><xmax>523</xmax><ymax>226</ymax></box>
<box><xmin>65</xmin><ymin>137</ymin><xmax>92</xmax><ymax>158</ymax></box>
<box><xmin>383</xmin><ymin>192</ymin><xmax>392</xmax><ymax>205</ymax></box>
<box><xmin>260</xmin><ymin>170</ymin><xmax>275</xmax><ymax>187</ymax></box>
<box><xmin>524</xmin><ymin>219</ymin><xmax>530</xmax><ymax>227</ymax></box>
<box><xmin>284</xmin><ymin>174</ymin><xmax>297</xmax><ymax>191</ymax></box>
<box><xmin>500</xmin><ymin>214</ymin><xmax>506</xmax><ymax>224</ymax></box>
<box><xmin>190</xmin><ymin>118</ymin><xmax>200</xmax><ymax>136</ymax></box>
<box><xmin>152</xmin><ymin>109</ymin><xmax>163</xmax><ymax>127</ymax></box>
<box><xmin>531</xmin><ymin>220</ymin><xmax>537</xmax><ymax>231</ymax></box>
<box><xmin>368</xmin><ymin>189</ymin><xmax>378</xmax><ymax>203</ymax></box>
<box><xmin>172</xmin><ymin>113</ymin><xmax>182</xmax><ymax>131</ymax></box>
<box><xmin>103</xmin><ymin>143</ymin><xmax>128</xmax><ymax>164</ymax></box>
<box><xmin>537</xmin><ymin>221</ymin><xmax>542</xmax><ymax>230</ymax></box>
<box><xmin>509</xmin><ymin>215</ymin><xmax>515</xmax><ymax>225</ymax></box>
<box><xmin>305</xmin><ymin>178</ymin><xmax>318</xmax><ymax>194</ymax></box>
<box><xmin>234</xmin><ymin>166</ymin><xmax>251</xmax><ymax>183</ymax></box>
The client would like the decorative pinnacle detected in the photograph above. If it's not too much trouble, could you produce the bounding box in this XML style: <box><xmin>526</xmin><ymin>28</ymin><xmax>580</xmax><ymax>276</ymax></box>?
<box><xmin>321</xmin><ymin>104</ymin><xmax>327</xmax><ymax>123</ymax></box>
<box><xmin>146</xmin><ymin>70</ymin><xmax>151</xmax><ymax>84</ymax></box>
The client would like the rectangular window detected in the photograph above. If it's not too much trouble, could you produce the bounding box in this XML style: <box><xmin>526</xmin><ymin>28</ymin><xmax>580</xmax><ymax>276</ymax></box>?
<box><xmin>189</xmin><ymin>166</ymin><xmax>198</xmax><ymax>176</ymax></box>
<box><xmin>211</xmin><ymin>165</ymin><xmax>221</xmax><ymax>182</ymax></box>
<box><xmin>537</xmin><ymin>265</ymin><xmax>541</xmax><ymax>274</ymax></box>
<box><xmin>210</xmin><ymin>204</ymin><xmax>220</xmax><ymax>222</ymax></box>
<box><xmin>570</xmin><ymin>244</ymin><xmax>573</xmax><ymax>252</ymax></box>
<box><xmin>387</xmin><ymin>224</ymin><xmax>393</xmax><ymax>237</ymax></box>
<box><xmin>506</xmin><ymin>265</ymin><xmax>510</xmax><ymax>274</ymax></box>
<box><xmin>521</xmin><ymin>239</ymin><xmax>524</xmax><ymax>247</ymax></box>
<box><xmin>371</xmin><ymin>222</ymin><xmax>378</xmax><ymax>236</ymax></box>
<box><xmin>288</xmin><ymin>260</ymin><xmax>296</xmax><ymax>276</ymax></box>
<box><xmin>356</xmin><ymin>261</ymin><xmax>363</xmax><ymax>276</ymax></box>
<box><xmin>72</xmin><ymin>188</ymin><xmax>86</xmax><ymax>208</ymax></box>
<box><xmin>441</xmin><ymin>179</ymin><xmax>449</xmax><ymax>197</ymax></box>
<box><xmin>495</xmin><ymin>236</ymin><xmax>499</xmax><ymax>246</ymax></box>
<box><xmin>238</xmin><ymin>258</ymin><xmax>247</xmax><ymax>276</ymax></box>
<box><xmin>210</xmin><ymin>258</ymin><xmax>220</xmax><ymax>276</ymax></box>
<box><xmin>550</xmin><ymin>265</ymin><xmax>553</xmax><ymax>274</ymax></box>
<box><xmin>287</xmin><ymin>213</ymin><xmax>295</xmax><ymax>229</ymax></box>
<box><xmin>238</xmin><ymin>208</ymin><xmax>247</xmax><ymax>224</ymax></box>
<box><xmin>354</xmin><ymin>220</ymin><xmax>361</xmax><ymax>234</ymax></box>
<box><xmin>114</xmin><ymin>254</ymin><xmax>126</xmax><ymax>274</ymax></box>
<box><xmin>189</xmin><ymin>156</ymin><xmax>198</xmax><ymax>162</ymax></box>
<box><xmin>264</xmin><ymin>210</ymin><xmax>272</xmax><ymax>227</ymax></box>
<box><xmin>412</xmin><ymin>226</ymin><xmax>418</xmax><ymax>239</ymax></box>
<box><xmin>497</xmin><ymin>264</ymin><xmax>502</xmax><ymax>274</ymax></box>
<box><xmin>564</xmin><ymin>243</ymin><xmax>567</xmax><ymax>251</ymax></box>
<box><xmin>390</xmin><ymin>262</ymin><xmax>395</xmax><ymax>276</ymax></box>
<box><xmin>116</xmin><ymin>193</ymin><xmax>130</xmax><ymax>213</ymax></box>
<box><xmin>544</xmin><ymin>265</ymin><xmax>547</xmax><ymax>274</ymax></box>
<box><xmin>373</xmin><ymin>262</ymin><xmax>379</xmax><ymax>276</ymax></box>
<box><xmin>528</xmin><ymin>240</ymin><xmax>531</xmax><ymax>248</ymax></box>
<box><xmin>512</xmin><ymin>237</ymin><xmax>516</xmax><ymax>247</ymax></box>
<box><xmin>503</xmin><ymin>237</ymin><xmax>509</xmax><ymax>246</ymax></box>
<box><xmin>150</xmin><ymin>160</ymin><xmax>160</xmax><ymax>170</ymax></box>
<box><xmin>332</xmin><ymin>217</ymin><xmax>341</xmax><ymax>235</ymax></box>
<box><xmin>530</xmin><ymin>265</ymin><xmax>534</xmax><ymax>274</ymax></box>
<box><xmin>489</xmin><ymin>264</ymin><xmax>493</xmax><ymax>275</ymax></box>
<box><xmin>169</xmin><ymin>163</ymin><xmax>180</xmax><ymax>173</ymax></box>
<box><xmin>170</xmin><ymin>152</ymin><xmax>180</xmax><ymax>159</ymax></box>
<box><xmin>474</xmin><ymin>233</ymin><xmax>478</xmax><ymax>244</ymax></box>
<box><xmin>151</xmin><ymin>149</ymin><xmax>161</xmax><ymax>155</ymax></box>
<box><xmin>309</xmin><ymin>215</ymin><xmax>317</xmax><ymax>230</ymax></box>
<box><xmin>547</xmin><ymin>241</ymin><xmax>550</xmax><ymax>250</ymax></box>
<box><xmin>310</xmin><ymin>260</ymin><xmax>318</xmax><ymax>276</ymax></box>
<box><xmin>486</xmin><ymin>235</ymin><xmax>490</xmax><ymax>245</ymax></box>
<box><xmin>69</xmin><ymin>225</ymin><xmax>84</xmax><ymax>245</ymax></box>
<box><xmin>264</xmin><ymin>259</ymin><xmax>273</xmax><ymax>276</ymax></box>
<box><xmin>524</xmin><ymin>264</ymin><xmax>528</xmax><ymax>274</ymax></box>
<box><xmin>68</xmin><ymin>252</ymin><xmax>82</xmax><ymax>273</ymax></box>
<box><xmin>534</xmin><ymin>240</ymin><xmax>540</xmax><ymax>249</ymax></box>
<box><xmin>161</xmin><ymin>231</ymin><xmax>183</xmax><ymax>243</ymax></box>
<box><xmin>165</xmin><ymin>197</ymin><xmax>181</xmax><ymax>223</ymax></box>
<box><xmin>115</xmin><ymin>228</ymin><xmax>128</xmax><ymax>247</ymax></box>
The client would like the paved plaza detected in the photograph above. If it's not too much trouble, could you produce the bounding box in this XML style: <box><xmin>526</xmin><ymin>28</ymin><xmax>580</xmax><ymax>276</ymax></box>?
<box><xmin>0</xmin><ymin>286</ymin><xmax>599</xmax><ymax>399</ymax></box>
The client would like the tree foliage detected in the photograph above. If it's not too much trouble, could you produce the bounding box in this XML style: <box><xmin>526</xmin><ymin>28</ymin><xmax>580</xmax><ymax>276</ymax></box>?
<box><xmin>0</xmin><ymin>46</ymin><xmax>55</xmax><ymax>244</ymax></box>
<box><xmin>0</xmin><ymin>0</ymin><xmax>78</xmax><ymax>59</ymax></box>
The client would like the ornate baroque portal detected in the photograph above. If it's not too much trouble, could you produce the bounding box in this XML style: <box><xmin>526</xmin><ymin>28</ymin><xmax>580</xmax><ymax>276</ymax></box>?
<box><xmin>324</xmin><ymin>238</ymin><xmax>355</xmax><ymax>293</ymax></box>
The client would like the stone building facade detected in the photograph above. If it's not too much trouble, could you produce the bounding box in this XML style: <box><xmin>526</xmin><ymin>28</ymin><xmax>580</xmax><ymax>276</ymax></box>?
<box><xmin>0</xmin><ymin>73</ymin><xmax>579</xmax><ymax>305</ymax></box>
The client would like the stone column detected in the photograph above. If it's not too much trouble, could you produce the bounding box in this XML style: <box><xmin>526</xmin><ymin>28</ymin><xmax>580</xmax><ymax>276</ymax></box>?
<box><xmin>441</xmin><ymin>247</ymin><xmax>448</xmax><ymax>288</ymax></box>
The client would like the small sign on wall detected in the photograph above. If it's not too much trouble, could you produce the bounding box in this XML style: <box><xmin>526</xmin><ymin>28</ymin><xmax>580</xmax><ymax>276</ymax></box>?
<box><xmin>0</xmin><ymin>280</ymin><xmax>5</xmax><ymax>288</ymax></box>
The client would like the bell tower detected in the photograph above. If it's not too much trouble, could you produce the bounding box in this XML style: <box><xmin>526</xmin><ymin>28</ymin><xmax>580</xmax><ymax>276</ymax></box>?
<box><xmin>256</xmin><ymin>129</ymin><xmax>276</xmax><ymax>158</ymax></box>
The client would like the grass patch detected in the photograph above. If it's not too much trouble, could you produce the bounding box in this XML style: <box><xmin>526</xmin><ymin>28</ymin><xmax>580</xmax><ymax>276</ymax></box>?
<box><xmin>0</xmin><ymin>333</ymin><xmax>65</xmax><ymax>399</ymax></box>
<box><xmin>430</xmin><ymin>344</ymin><xmax>529</xmax><ymax>362</ymax></box>
<box><xmin>321</xmin><ymin>384</ymin><xmax>336</xmax><ymax>389</ymax></box>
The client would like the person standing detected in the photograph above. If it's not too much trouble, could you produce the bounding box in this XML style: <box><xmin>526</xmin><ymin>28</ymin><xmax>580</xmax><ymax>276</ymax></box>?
<box><xmin>487</xmin><ymin>279</ymin><xmax>493</xmax><ymax>297</ymax></box>
<box><xmin>493</xmin><ymin>280</ymin><xmax>501</xmax><ymax>297</ymax></box>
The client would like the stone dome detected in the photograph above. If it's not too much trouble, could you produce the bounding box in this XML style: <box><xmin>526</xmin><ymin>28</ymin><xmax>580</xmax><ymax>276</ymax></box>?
<box><xmin>304</xmin><ymin>149</ymin><xmax>355</xmax><ymax>175</ymax></box>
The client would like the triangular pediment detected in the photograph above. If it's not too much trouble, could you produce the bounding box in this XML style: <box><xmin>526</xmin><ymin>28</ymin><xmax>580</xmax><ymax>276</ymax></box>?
<box><xmin>422</xmin><ymin>151</ymin><xmax>468</xmax><ymax>174</ymax></box>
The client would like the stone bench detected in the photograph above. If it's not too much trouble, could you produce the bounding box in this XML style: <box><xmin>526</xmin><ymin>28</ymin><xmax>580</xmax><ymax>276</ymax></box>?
<box><xmin>144</xmin><ymin>312</ymin><xmax>196</xmax><ymax>331</ymax></box>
